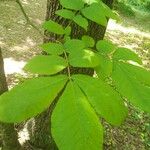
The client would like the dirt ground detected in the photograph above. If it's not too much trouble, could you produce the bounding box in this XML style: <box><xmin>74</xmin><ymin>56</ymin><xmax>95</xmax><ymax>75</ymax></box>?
<box><xmin>0</xmin><ymin>0</ymin><xmax>150</xmax><ymax>149</ymax></box>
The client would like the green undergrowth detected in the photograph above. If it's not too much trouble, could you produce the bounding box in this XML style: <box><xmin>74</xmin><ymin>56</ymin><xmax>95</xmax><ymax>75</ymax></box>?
<box><xmin>114</xmin><ymin>0</ymin><xmax>150</xmax><ymax>16</ymax></box>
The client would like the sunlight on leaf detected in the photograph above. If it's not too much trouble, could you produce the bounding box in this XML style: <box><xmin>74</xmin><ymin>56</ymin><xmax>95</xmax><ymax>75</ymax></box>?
<box><xmin>69</xmin><ymin>49</ymin><xmax>100</xmax><ymax>68</ymax></box>
<box><xmin>24</xmin><ymin>55</ymin><xmax>67</xmax><ymax>75</ymax></box>
<box><xmin>52</xmin><ymin>81</ymin><xmax>103</xmax><ymax>150</ymax></box>
<box><xmin>0</xmin><ymin>75</ymin><xmax>68</xmax><ymax>123</ymax></box>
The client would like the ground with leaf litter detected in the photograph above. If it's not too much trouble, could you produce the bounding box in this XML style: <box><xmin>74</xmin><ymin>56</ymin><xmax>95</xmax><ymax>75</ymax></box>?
<box><xmin>0</xmin><ymin>0</ymin><xmax>150</xmax><ymax>149</ymax></box>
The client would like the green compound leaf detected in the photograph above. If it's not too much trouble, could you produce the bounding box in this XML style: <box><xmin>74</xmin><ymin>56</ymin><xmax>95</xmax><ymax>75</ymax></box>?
<box><xmin>69</xmin><ymin>49</ymin><xmax>100</xmax><ymax>68</ymax></box>
<box><xmin>81</xmin><ymin>3</ymin><xmax>107</xmax><ymax>26</ymax></box>
<box><xmin>73</xmin><ymin>74</ymin><xmax>128</xmax><ymax>125</ymax></box>
<box><xmin>121</xmin><ymin>63</ymin><xmax>150</xmax><ymax>86</ymax></box>
<box><xmin>52</xmin><ymin>81</ymin><xmax>103</xmax><ymax>150</ymax></box>
<box><xmin>64</xmin><ymin>39</ymin><xmax>85</xmax><ymax>53</ymax></box>
<box><xmin>43</xmin><ymin>20</ymin><xmax>65</xmax><ymax>35</ymax></box>
<box><xmin>82</xmin><ymin>35</ymin><xmax>95</xmax><ymax>48</ymax></box>
<box><xmin>113</xmin><ymin>47</ymin><xmax>142</xmax><ymax>64</ymax></box>
<box><xmin>0</xmin><ymin>75</ymin><xmax>68</xmax><ymax>123</ymax></box>
<box><xmin>40</xmin><ymin>42</ymin><xmax>64</xmax><ymax>55</ymax></box>
<box><xmin>56</xmin><ymin>9</ymin><xmax>75</xmax><ymax>19</ymax></box>
<box><xmin>96</xmin><ymin>40</ymin><xmax>116</xmax><ymax>55</ymax></box>
<box><xmin>64</xmin><ymin>26</ymin><xmax>72</xmax><ymax>36</ymax></box>
<box><xmin>99</xmin><ymin>1</ymin><xmax>119</xmax><ymax>20</ymax></box>
<box><xmin>24</xmin><ymin>55</ymin><xmax>67</xmax><ymax>75</ymax></box>
<box><xmin>95</xmin><ymin>54</ymin><xmax>112</xmax><ymax>79</ymax></box>
<box><xmin>73</xmin><ymin>15</ymin><xmax>88</xmax><ymax>30</ymax></box>
<box><xmin>59</xmin><ymin>0</ymin><xmax>84</xmax><ymax>10</ymax></box>
<box><xmin>112</xmin><ymin>62</ymin><xmax>150</xmax><ymax>113</ymax></box>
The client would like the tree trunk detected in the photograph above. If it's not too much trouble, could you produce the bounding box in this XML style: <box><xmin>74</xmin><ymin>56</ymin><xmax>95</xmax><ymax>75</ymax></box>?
<box><xmin>0</xmin><ymin>48</ymin><xmax>21</xmax><ymax>150</ymax></box>
<box><xmin>29</xmin><ymin>0</ymin><xmax>114</xmax><ymax>149</ymax></box>
<box><xmin>0</xmin><ymin>49</ymin><xmax>8</xmax><ymax>95</ymax></box>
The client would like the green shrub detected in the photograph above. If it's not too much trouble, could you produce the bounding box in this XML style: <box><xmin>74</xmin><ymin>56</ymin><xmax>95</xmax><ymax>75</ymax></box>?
<box><xmin>115</xmin><ymin>0</ymin><xmax>150</xmax><ymax>16</ymax></box>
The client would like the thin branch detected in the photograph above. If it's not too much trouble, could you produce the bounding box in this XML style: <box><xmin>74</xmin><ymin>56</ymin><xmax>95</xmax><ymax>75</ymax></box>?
<box><xmin>63</xmin><ymin>50</ymin><xmax>71</xmax><ymax>79</ymax></box>
<box><xmin>16</xmin><ymin>0</ymin><xmax>44</xmax><ymax>36</ymax></box>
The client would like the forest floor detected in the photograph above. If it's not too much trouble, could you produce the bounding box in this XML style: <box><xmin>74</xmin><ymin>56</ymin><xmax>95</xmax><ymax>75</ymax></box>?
<box><xmin>0</xmin><ymin>0</ymin><xmax>150</xmax><ymax>149</ymax></box>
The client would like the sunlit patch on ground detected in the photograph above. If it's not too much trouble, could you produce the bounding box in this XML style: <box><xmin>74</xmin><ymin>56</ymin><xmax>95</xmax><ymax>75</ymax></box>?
<box><xmin>107</xmin><ymin>19</ymin><xmax>150</xmax><ymax>38</ymax></box>
<box><xmin>9</xmin><ymin>37</ymin><xmax>37</xmax><ymax>53</ymax></box>
<box><xmin>4</xmin><ymin>57</ymin><xmax>26</xmax><ymax>75</ymax></box>
<box><xmin>18</xmin><ymin>125</ymin><xmax>30</xmax><ymax>145</ymax></box>
<box><xmin>106</xmin><ymin>19</ymin><xmax>150</xmax><ymax>68</ymax></box>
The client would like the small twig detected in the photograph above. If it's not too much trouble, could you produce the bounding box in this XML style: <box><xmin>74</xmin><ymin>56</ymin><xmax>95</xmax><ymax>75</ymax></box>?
<box><xmin>16</xmin><ymin>0</ymin><xmax>44</xmax><ymax>36</ymax></box>
<box><xmin>63</xmin><ymin>50</ymin><xmax>71</xmax><ymax>79</ymax></box>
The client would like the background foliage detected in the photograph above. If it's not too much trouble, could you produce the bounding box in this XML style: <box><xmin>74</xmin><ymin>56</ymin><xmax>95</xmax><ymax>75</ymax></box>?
<box><xmin>115</xmin><ymin>0</ymin><xmax>150</xmax><ymax>16</ymax></box>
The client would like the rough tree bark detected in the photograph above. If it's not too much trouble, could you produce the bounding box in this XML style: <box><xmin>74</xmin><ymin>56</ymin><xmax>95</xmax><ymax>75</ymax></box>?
<box><xmin>29</xmin><ymin>0</ymin><xmax>114</xmax><ymax>149</ymax></box>
<box><xmin>0</xmin><ymin>48</ymin><xmax>21</xmax><ymax>150</ymax></box>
